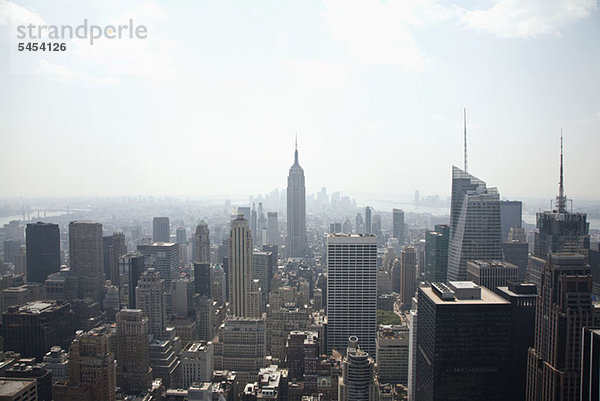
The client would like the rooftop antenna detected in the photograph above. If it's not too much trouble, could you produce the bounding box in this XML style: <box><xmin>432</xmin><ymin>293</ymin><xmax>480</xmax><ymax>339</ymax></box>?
<box><xmin>463</xmin><ymin>108</ymin><xmax>468</xmax><ymax>173</ymax></box>
<box><xmin>556</xmin><ymin>130</ymin><xmax>567</xmax><ymax>213</ymax></box>
<box><xmin>294</xmin><ymin>133</ymin><xmax>299</xmax><ymax>165</ymax></box>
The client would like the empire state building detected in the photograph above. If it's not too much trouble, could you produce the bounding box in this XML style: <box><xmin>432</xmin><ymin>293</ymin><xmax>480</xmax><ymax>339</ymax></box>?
<box><xmin>287</xmin><ymin>140</ymin><xmax>308</xmax><ymax>258</ymax></box>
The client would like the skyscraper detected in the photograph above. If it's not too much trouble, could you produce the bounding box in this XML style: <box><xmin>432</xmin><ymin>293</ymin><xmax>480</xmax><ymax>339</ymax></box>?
<box><xmin>152</xmin><ymin>217</ymin><xmax>170</xmax><ymax>243</ymax></box>
<box><xmin>400</xmin><ymin>247</ymin><xmax>417</xmax><ymax>310</ymax></box>
<box><xmin>531</xmin><ymin>138</ymin><xmax>589</xmax><ymax>261</ymax></box>
<box><xmin>67</xmin><ymin>326</ymin><xmax>117</xmax><ymax>401</ymax></box>
<box><xmin>392</xmin><ymin>209</ymin><xmax>405</xmax><ymax>245</ymax></box>
<box><xmin>526</xmin><ymin>254</ymin><xmax>593</xmax><ymax>401</ymax></box>
<box><xmin>339</xmin><ymin>336</ymin><xmax>376</xmax><ymax>401</ymax></box>
<box><xmin>526</xmin><ymin>139</ymin><xmax>591</xmax><ymax>292</ymax></box>
<box><xmin>136</xmin><ymin>269</ymin><xmax>167</xmax><ymax>339</ymax></box>
<box><xmin>286</xmin><ymin>140</ymin><xmax>307</xmax><ymax>258</ymax></box>
<box><xmin>365</xmin><ymin>207</ymin><xmax>372</xmax><ymax>234</ymax></box>
<box><xmin>137</xmin><ymin>242</ymin><xmax>179</xmax><ymax>289</ymax></box>
<box><xmin>447</xmin><ymin>167</ymin><xmax>502</xmax><ymax>281</ymax></box>
<box><xmin>194</xmin><ymin>262</ymin><xmax>211</xmax><ymax>298</ymax></box>
<box><xmin>415</xmin><ymin>282</ymin><xmax>511</xmax><ymax>401</ymax></box>
<box><xmin>1</xmin><ymin>300</ymin><xmax>76</xmax><ymax>361</ymax></box>
<box><xmin>228</xmin><ymin>215</ymin><xmax>253</xmax><ymax>317</ymax></box>
<box><xmin>193</xmin><ymin>221</ymin><xmax>210</xmax><ymax>263</ymax></box>
<box><xmin>26</xmin><ymin>222</ymin><xmax>60</xmax><ymax>284</ymax></box>
<box><xmin>115</xmin><ymin>309</ymin><xmax>152</xmax><ymax>394</ymax></box>
<box><xmin>327</xmin><ymin>234</ymin><xmax>377</xmax><ymax>356</ymax></box>
<box><xmin>500</xmin><ymin>200</ymin><xmax>522</xmax><ymax>241</ymax></box>
<box><xmin>266</xmin><ymin>212</ymin><xmax>279</xmax><ymax>246</ymax></box>
<box><xmin>424</xmin><ymin>225</ymin><xmax>449</xmax><ymax>282</ymax></box>
<box><xmin>103</xmin><ymin>233</ymin><xmax>126</xmax><ymax>286</ymax></box>
<box><xmin>118</xmin><ymin>252</ymin><xmax>144</xmax><ymax>309</ymax></box>
<box><xmin>581</xmin><ymin>327</ymin><xmax>600</xmax><ymax>401</ymax></box>
<box><xmin>69</xmin><ymin>221</ymin><xmax>104</xmax><ymax>302</ymax></box>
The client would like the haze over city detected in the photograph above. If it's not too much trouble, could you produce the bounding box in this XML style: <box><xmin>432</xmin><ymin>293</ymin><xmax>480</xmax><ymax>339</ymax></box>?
<box><xmin>1</xmin><ymin>0</ymin><xmax>600</xmax><ymax>200</ymax></box>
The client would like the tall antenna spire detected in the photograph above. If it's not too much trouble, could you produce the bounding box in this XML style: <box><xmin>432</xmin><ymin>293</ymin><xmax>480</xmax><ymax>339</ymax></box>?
<box><xmin>556</xmin><ymin>130</ymin><xmax>567</xmax><ymax>212</ymax></box>
<box><xmin>294</xmin><ymin>133</ymin><xmax>299</xmax><ymax>165</ymax></box>
<box><xmin>463</xmin><ymin>108</ymin><xmax>468</xmax><ymax>172</ymax></box>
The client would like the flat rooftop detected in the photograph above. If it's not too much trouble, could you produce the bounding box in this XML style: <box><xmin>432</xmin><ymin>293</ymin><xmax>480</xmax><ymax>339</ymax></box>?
<box><xmin>0</xmin><ymin>378</ymin><xmax>35</xmax><ymax>396</ymax></box>
<box><xmin>422</xmin><ymin>284</ymin><xmax>510</xmax><ymax>305</ymax></box>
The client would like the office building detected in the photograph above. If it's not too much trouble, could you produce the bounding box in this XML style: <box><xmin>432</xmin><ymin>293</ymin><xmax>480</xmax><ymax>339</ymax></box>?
<box><xmin>69</xmin><ymin>221</ymin><xmax>104</xmax><ymax>302</ymax></box>
<box><xmin>116</xmin><ymin>309</ymin><xmax>152</xmax><ymax>394</ymax></box>
<box><xmin>400</xmin><ymin>247</ymin><xmax>417</xmax><ymax>310</ymax></box>
<box><xmin>4</xmin><ymin>362</ymin><xmax>53</xmax><ymax>401</ymax></box>
<box><xmin>137</xmin><ymin>242</ymin><xmax>179</xmax><ymax>289</ymax></box>
<box><xmin>266</xmin><ymin>212</ymin><xmax>279</xmax><ymax>246</ymax></box>
<box><xmin>339</xmin><ymin>336</ymin><xmax>376</xmax><ymax>401</ymax></box>
<box><xmin>148</xmin><ymin>337</ymin><xmax>180</xmax><ymax>389</ymax></box>
<box><xmin>1</xmin><ymin>300</ymin><xmax>76</xmax><ymax>361</ymax></box>
<box><xmin>495</xmin><ymin>282</ymin><xmax>536</xmax><ymax>401</ymax></box>
<box><xmin>327</xmin><ymin>234</ymin><xmax>377</xmax><ymax>356</ymax></box>
<box><xmin>581</xmin><ymin>327</ymin><xmax>600</xmax><ymax>401</ymax></box>
<box><xmin>526</xmin><ymin>254</ymin><xmax>593</xmax><ymax>400</ymax></box>
<box><xmin>376</xmin><ymin>325</ymin><xmax>409</xmax><ymax>386</ymax></box>
<box><xmin>176</xmin><ymin>227</ymin><xmax>186</xmax><ymax>245</ymax></box>
<box><xmin>102</xmin><ymin>233</ymin><xmax>126</xmax><ymax>286</ymax></box>
<box><xmin>466</xmin><ymin>260</ymin><xmax>519</xmax><ymax>291</ymax></box>
<box><xmin>447</xmin><ymin>167</ymin><xmax>503</xmax><ymax>281</ymax></box>
<box><xmin>213</xmin><ymin>317</ymin><xmax>266</xmax><ymax>385</ymax></box>
<box><xmin>500</xmin><ymin>200</ymin><xmax>522</xmax><ymax>241</ymax></box>
<box><xmin>153</xmin><ymin>217</ymin><xmax>170</xmax><ymax>243</ymax></box>
<box><xmin>118</xmin><ymin>252</ymin><xmax>144</xmax><ymax>309</ymax></box>
<box><xmin>26</xmin><ymin>222</ymin><xmax>60</xmax><ymax>284</ymax></box>
<box><xmin>181</xmin><ymin>341</ymin><xmax>213</xmax><ymax>388</ymax></box>
<box><xmin>43</xmin><ymin>346</ymin><xmax>69</xmax><ymax>383</ymax></box>
<box><xmin>136</xmin><ymin>269</ymin><xmax>167</xmax><ymax>339</ymax></box>
<box><xmin>67</xmin><ymin>326</ymin><xmax>117</xmax><ymax>401</ymax></box>
<box><xmin>286</xmin><ymin>141</ymin><xmax>308</xmax><ymax>258</ymax></box>
<box><xmin>503</xmin><ymin>231</ymin><xmax>529</xmax><ymax>280</ymax></box>
<box><xmin>415</xmin><ymin>282</ymin><xmax>511</xmax><ymax>401</ymax></box>
<box><xmin>252</xmin><ymin>251</ymin><xmax>274</xmax><ymax>306</ymax></box>
<box><xmin>193</xmin><ymin>222</ymin><xmax>210</xmax><ymax>263</ymax></box>
<box><xmin>424</xmin><ymin>225</ymin><xmax>449</xmax><ymax>283</ymax></box>
<box><xmin>228</xmin><ymin>216</ymin><xmax>253</xmax><ymax>317</ymax></box>
<box><xmin>0</xmin><ymin>378</ymin><xmax>37</xmax><ymax>401</ymax></box>
<box><xmin>392</xmin><ymin>209</ymin><xmax>405</xmax><ymax>245</ymax></box>
<box><xmin>365</xmin><ymin>207</ymin><xmax>372</xmax><ymax>235</ymax></box>
<box><xmin>194</xmin><ymin>262</ymin><xmax>211</xmax><ymax>299</ymax></box>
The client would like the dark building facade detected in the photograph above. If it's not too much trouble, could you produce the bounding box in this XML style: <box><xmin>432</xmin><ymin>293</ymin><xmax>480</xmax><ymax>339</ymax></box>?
<box><xmin>424</xmin><ymin>225</ymin><xmax>449</xmax><ymax>283</ymax></box>
<box><xmin>26</xmin><ymin>222</ymin><xmax>60</xmax><ymax>284</ymax></box>
<box><xmin>152</xmin><ymin>217</ymin><xmax>170</xmax><ymax>243</ymax></box>
<box><xmin>580</xmin><ymin>327</ymin><xmax>600</xmax><ymax>401</ymax></box>
<box><xmin>194</xmin><ymin>262</ymin><xmax>211</xmax><ymax>299</ymax></box>
<box><xmin>526</xmin><ymin>254</ymin><xmax>593</xmax><ymax>401</ymax></box>
<box><xmin>118</xmin><ymin>252</ymin><xmax>144</xmax><ymax>309</ymax></box>
<box><xmin>1</xmin><ymin>300</ymin><xmax>76</xmax><ymax>361</ymax></box>
<box><xmin>495</xmin><ymin>282</ymin><xmax>537</xmax><ymax>401</ymax></box>
<box><xmin>415</xmin><ymin>282</ymin><xmax>511</xmax><ymax>401</ymax></box>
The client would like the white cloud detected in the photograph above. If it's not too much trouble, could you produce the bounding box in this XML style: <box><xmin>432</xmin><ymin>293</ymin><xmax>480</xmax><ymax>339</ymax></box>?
<box><xmin>323</xmin><ymin>0</ymin><xmax>427</xmax><ymax>69</ymax></box>
<box><xmin>322</xmin><ymin>0</ymin><xmax>463</xmax><ymax>69</ymax></box>
<box><xmin>0</xmin><ymin>0</ymin><xmax>44</xmax><ymax>28</ymax></box>
<box><xmin>37</xmin><ymin>59</ymin><xmax>120</xmax><ymax>86</ymax></box>
<box><xmin>461</xmin><ymin>0</ymin><xmax>597</xmax><ymax>39</ymax></box>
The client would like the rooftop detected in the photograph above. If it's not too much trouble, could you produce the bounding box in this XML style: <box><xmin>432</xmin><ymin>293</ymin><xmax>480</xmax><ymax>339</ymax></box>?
<box><xmin>423</xmin><ymin>282</ymin><xmax>510</xmax><ymax>305</ymax></box>
<box><xmin>0</xmin><ymin>378</ymin><xmax>35</xmax><ymax>396</ymax></box>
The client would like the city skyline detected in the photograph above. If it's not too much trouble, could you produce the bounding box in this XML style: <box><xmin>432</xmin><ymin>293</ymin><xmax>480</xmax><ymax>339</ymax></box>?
<box><xmin>1</xmin><ymin>1</ymin><xmax>600</xmax><ymax>200</ymax></box>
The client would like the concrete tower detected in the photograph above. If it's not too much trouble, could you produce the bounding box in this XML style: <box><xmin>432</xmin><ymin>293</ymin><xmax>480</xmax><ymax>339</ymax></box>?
<box><xmin>228</xmin><ymin>215</ymin><xmax>254</xmax><ymax>317</ymax></box>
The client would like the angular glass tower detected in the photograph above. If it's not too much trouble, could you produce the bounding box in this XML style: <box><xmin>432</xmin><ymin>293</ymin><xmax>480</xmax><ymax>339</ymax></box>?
<box><xmin>447</xmin><ymin>166</ymin><xmax>503</xmax><ymax>281</ymax></box>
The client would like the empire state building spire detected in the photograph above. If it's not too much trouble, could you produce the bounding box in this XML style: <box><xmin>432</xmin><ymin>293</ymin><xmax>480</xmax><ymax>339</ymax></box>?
<box><xmin>294</xmin><ymin>134</ymin><xmax>299</xmax><ymax>165</ymax></box>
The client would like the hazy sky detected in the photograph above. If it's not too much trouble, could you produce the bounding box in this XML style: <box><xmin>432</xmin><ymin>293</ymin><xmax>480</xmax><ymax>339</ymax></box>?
<box><xmin>1</xmin><ymin>0</ymin><xmax>599</xmax><ymax>201</ymax></box>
